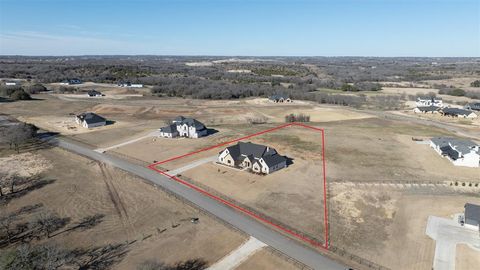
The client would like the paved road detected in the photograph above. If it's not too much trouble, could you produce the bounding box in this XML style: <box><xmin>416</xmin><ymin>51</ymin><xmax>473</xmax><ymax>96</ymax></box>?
<box><xmin>49</xmin><ymin>137</ymin><xmax>345</xmax><ymax>270</ymax></box>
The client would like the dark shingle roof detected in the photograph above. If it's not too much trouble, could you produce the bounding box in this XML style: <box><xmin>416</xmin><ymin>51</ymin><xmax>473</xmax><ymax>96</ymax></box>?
<box><xmin>262</xmin><ymin>154</ymin><xmax>287</xmax><ymax>167</ymax></box>
<box><xmin>160</xmin><ymin>124</ymin><xmax>177</xmax><ymax>133</ymax></box>
<box><xmin>77</xmin><ymin>112</ymin><xmax>106</xmax><ymax>124</ymax></box>
<box><xmin>442</xmin><ymin>108</ymin><xmax>475</xmax><ymax>116</ymax></box>
<box><xmin>416</xmin><ymin>106</ymin><xmax>440</xmax><ymax>112</ymax></box>
<box><xmin>440</xmin><ymin>145</ymin><xmax>460</xmax><ymax>160</ymax></box>
<box><xmin>225</xmin><ymin>142</ymin><xmax>277</xmax><ymax>162</ymax></box>
<box><xmin>465</xmin><ymin>203</ymin><xmax>480</xmax><ymax>225</ymax></box>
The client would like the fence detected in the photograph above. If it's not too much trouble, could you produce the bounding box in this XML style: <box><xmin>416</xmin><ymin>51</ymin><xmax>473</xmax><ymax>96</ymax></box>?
<box><xmin>176</xmin><ymin>174</ymin><xmax>324</xmax><ymax>246</ymax></box>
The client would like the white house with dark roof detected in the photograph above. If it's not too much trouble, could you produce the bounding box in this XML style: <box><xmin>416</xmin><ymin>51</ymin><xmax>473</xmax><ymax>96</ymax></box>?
<box><xmin>159</xmin><ymin>116</ymin><xmax>207</xmax><ymax>138</ymax></box>
<box><xmin>430</xmin><ymin>137</ymin><xmax>480</xmax><ymax>167</ymax></box>
<box><xmin>218</xmin><ymin>141</ymin><xmax>288</xmax><ymax>174</ymax></box>
<box><xmin>269</xmin><ymin>94</ymin><xmax>292</xmax><ymax>103</ymax></box>
<box><xmin>441</xmin><ymin>108</ymin><xmax>477</xmax><ymax>119</ymax></box>
<box><xmin>75</xmin><ymin>112</ymin><xmax>107</xmax><ymax>128</ymax></box>
<box><xmin>465</xmin><ymin>102</ymin><xmax>480</xmax><ymax>111</ymax></box>
<box><xmin>416</xmin><ymin>96</ymin><xmax>443</xmax><ymax>107</ymax></box>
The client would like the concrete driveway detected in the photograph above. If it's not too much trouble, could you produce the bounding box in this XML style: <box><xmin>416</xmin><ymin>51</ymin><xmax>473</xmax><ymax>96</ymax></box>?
<box><xmin>426</xmin><ymin>215</ymin><xmax>480</xmax><ymax>270</ymax></box>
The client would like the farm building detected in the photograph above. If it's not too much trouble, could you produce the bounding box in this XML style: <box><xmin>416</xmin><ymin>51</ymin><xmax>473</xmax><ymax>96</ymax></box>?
<box><xmin>441</xmin><ymin>108</ymin><xmax>477</xmax><ymax>119</ymax></box>
<box><xmin>75</xmin><ymin>112</ymin><xmax>107</xmax><ymax>128</ymax></box>
<box><xmin>159</xmin><ymin>116</ymin><xmax>207</xmax><ymax>138</ymax></box>
<box><xmin>269</xmin><ymin>94</ymin><xmax>292</xmax><ymax>103</ymax></box>
<box><xmin>416</xmin><ymin>97</ymin><xmax>443</xmax><ymax>107</ymax></box>
<box><xmin>413</xmin><ymin>106</ymin><xmax>440</xmax><ymax>114</ymax></box>
<box><xmin>430</xmin><ymin>137</ymin><xmax>480</xmax><ymax>167</ymax></box>
<box><xmin>218</xmin><ymin>141</ymin><xmax>288</xmax><ymax>174</ymax></box>
<box><xmin>464</xmin><ymin>203</ymin><xmax>480</xmax><ymax>231</ymax></box>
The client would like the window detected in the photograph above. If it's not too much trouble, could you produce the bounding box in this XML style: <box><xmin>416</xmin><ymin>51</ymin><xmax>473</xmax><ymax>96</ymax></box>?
<box><xmin>227</xmin><ymin>160</ymin><xmax>231</xmax><ymax>164</ymax></box>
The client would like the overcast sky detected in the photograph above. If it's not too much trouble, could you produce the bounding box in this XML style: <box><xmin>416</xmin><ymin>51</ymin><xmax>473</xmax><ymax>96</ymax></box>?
<box><xmin>0</xmin><ymin>0</ymin><xmax>479</xmax><ymax>56</ymax></box>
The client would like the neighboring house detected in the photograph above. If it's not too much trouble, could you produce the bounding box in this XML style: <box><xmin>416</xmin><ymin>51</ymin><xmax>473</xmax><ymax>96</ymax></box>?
<box><xmin>5</xmin><ymin>81</ymin><xmax>19</xmax><ymax>86</ymax></box>
<box><xmin>158</xmin><ymin>116</ymin><xmax>208</xmax><ymax>138</ymax></box>
<box><xmin>269</xmin><ymin>94</ymin><xmax>292</xmax><ymax>103</ymax></box>
<box><xmin>430</xmin><ymin>137</ymin><xmax>480</xmax><ymax>167</ymax></box>
<box><xmin>87</xmin><ymin>90</ymin><xmax>103</xmax><ymax>97</ymax></box>
<box><xmin>60</xmin><ymin>79</ymin><xmax>83</xmax><ymax>85</ymax></box>
<box><xmin>416</xmin><ymin>97</ymin><xmax>443</xmax><ymax>107</ymax></box>
<box><xmin>464</xmin><ymin>203</ymin><xmax>480</xmax><ymax>231</ymax></box>
<box><xmin>465</xmin><ymin>102</ymin><xmax>480</xmax><ymax>111</ymax></box>
<box><xmin>441</xmin><ymin>108</ymin><xmax>478</xmax><ymax>119</ymax></box>
<box><xmin>75</xmin><ymin>112</ymin><xmax>107</xmax><ymax>128</ymax></box>
<box><xmin>217</xmin><ymin>141</ymin><xmax>288</xmax><ymax>174</ymax></box>
<box><xmin>118</xmin><ymin>81</ymin><xmax>143</xmax><ymax>88</ymax></box>
<box><xmin>413</xmin><ymin>106</ymin><xmax>440</xmax><ymax>114</ymax></box>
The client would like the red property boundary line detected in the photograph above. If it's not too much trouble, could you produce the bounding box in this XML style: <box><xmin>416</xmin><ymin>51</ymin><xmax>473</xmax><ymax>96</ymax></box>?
<box><xmin>147</xmin><ymin>122</ymin><xmax>329</xmax><ymax>250</ymax></box>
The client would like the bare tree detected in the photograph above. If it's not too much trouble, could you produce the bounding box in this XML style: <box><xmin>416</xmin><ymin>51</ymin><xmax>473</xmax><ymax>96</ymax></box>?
<box><xmin>0</xmin><ymin>214</ymin><xmax>16</xmax><ymax>244</ymax></box>
<box><xmin>33</xmin><ymin>211</ymin><xmax>68</xmax><ymax>238</ymax></box>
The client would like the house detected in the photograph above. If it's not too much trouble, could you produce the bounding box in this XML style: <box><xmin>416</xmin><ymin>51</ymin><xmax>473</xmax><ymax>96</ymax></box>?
<box><xmin>159</xmin><ymin>124</ymin><xmax>179</xmax><ymax>138</ymax></box>
<box><xmin>87</xmin><ymin>90</ymin><xmax>103</xmax><ymax>97</ymax></box>
<box><xmin>158</xmin><ymin>116</ymin><xmax>207</xmax><ymax>138</ymax></box>
<box><xmin>118</xmin><ymin>81</ymin><xmax>143</xmax><ymax>88</ymax></box>
<box><xmin>465</xmin><ymin>102</ymin><xmax>480</xmax><ymax>111</ymax></box>
<box><xmin>430</xmin><ymin>137</ymin><xmax>480</xmax><ymax>167</ymax></box>
<box><xmin>416</xmin><ymin>97</ymin><xmax>442</xmax><ymax>107</ymax></box>
<box><xmin>60</xmin><ymin>79</ymin><xmax>82</xmax><ymax>85</ymax></box>
<box><xmin>75</xmin><ymin>112</ymin><xmax>107</xmax><ymax>128</ymax></box>
<box><xmin>413</xmin><ymin>106</ymin><xmax>440</xmax><ymax>114</ymax></box>
<box><xmin>441</xmin><ymin>108</ymin><xmax>477</xmax><ymax>119</ymax></box>
<box><xmin>464</xmin><ymin>203</ymin><xmax>480</xmax><ymax>231</ymax></box>
<box><xmin>269</xmin><ymin>94</ymin><xmax>292</xmax><ymax>103</ymax></box>
<box><xmin>4</xmin><ymin>81</ymin><xmax>19</xmax><ymax>86</ymax></box>
<box><xmin>217</xmin><ymin>141</ymin><xmax>288</xmax><ymax>174</ymax></box>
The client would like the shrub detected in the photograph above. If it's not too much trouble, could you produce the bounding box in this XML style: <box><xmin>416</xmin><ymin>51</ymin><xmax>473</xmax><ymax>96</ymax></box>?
<box><xmin>470</xmin><ymin>80</ymin><xmax>480</xmax><ymax>87</ymax></box>
<box><xmin>9</xmin><ymin>89</ymin><xmax>31</xmax><ymax>100</ymax></box>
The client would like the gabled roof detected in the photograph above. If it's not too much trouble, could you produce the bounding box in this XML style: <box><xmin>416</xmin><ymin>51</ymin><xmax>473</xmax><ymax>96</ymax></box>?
<box><xmin>431</xmin><ymin>137</ymin><xmax>478</xmax><ymax>155</ymax></box>
<box><xmin>225</xmin><ymin>142</ymin><xmax>277</xmax><ymax>162</ymax></box>
<box><xmin>160</xmin><ymin>124</ymin><xmax>177</xmax><ymax>133</ymax></box>
<box><xmin>180</xmin><ymin>118</ymin><xmax>206</xmax><ymax>130</ymax></box>
<box><xmin>76</xmin><ymin>112</ymin><xmax>106</xmax><ymax>124</ymax></box>
<box><xmin>174</xmin><ymin>116</ymin><xmax>186</xmax><ymax>122</ymax></box>
<box><xmin>440</xmin><ymin>145</ymin><xmax>459</xmax><ymax>160</ymax></box>
<box><xmin>442</xmin><ymin>108</ymin><xmax>475</xmax><ymax>116</ymax></box>
<box><xmin>262</xmin><ymin>154</ymin><xmax>287</xmax><ymax>167</ymax></box>
<box><xmin>269</xmin><ymin>94</ymin><xmax>290</xmax><ymax>100</ymax></box>
<box><xmin>416</xmin><ymin>106</ymin><xmax>440</xmax><ymax>112</ymax></box>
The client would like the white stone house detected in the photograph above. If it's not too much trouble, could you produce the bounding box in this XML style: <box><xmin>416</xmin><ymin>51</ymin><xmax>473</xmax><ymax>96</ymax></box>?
<box><xmin>430</xmin><ymin>137</ymin><xmax>480</xmax><ymax>168</ymax></box>
<box><xmin>159</xmin><ymin>116</ymin><xmax>207</xmax><ymax>138</ymax></box>
<box><xmin>75</xmin><ymin>112</ymin><xmax>107</xmax><ymax>128</ymax></box>
<box><xmin>416</xmin><ymin>97</ymin><xmax>443</xmax><ymax>107</ymax></box>
<box><xmin>441</xmin><ymin>108</ymin><xmax>478</xmax><ymax>119</ymax></box>
<box><xmin>269</xmin><ymin>94</ymin><xmax>292</xmax><ymax>103</ymax></box>
<box><xmin>218</xmin><ymin>141</ymin><xmax>288</xmax><ymax>174</ymax></box>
